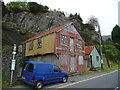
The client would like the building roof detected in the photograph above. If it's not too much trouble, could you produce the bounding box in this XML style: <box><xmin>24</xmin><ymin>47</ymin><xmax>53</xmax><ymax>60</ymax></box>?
<box><xmin>19</xmin><ymin>22</ymin><xmax>72</xmax><ymax>45</ymax></box>
<box><xmin>85</xmin><ymin>45</ymin><xmax>95</xmax><ymax>55</ymax></box>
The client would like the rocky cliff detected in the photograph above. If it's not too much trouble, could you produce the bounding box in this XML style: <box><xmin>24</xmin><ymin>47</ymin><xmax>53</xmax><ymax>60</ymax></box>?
<box><xmin>3</xmin><ymin>11</ymin><xmax>82</xmax><ymax>41</ymax></box>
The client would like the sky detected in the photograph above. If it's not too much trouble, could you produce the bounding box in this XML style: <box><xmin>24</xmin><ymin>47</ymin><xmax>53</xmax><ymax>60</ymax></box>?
<box><xmin>3</xmin><ymin>0</ymin><xmax>120</xmax><ymax>35</ymax></box>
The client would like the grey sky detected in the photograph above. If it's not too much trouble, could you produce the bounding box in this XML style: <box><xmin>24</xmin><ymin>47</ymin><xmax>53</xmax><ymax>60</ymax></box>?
<box><xmin>3</xmin><ymin>0</ymin><xmax>120</xmax><ymax>35</ymax></box>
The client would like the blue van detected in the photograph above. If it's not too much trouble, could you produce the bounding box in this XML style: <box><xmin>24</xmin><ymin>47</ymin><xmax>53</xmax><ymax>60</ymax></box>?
<box><xmin>21</xmin><ymin>61</ymin><xmax>68</xmax><ymax>89</ymax></box>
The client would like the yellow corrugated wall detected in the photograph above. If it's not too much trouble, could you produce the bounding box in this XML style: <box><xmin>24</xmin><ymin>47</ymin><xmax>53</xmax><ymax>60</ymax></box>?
<box><xmin>25</xmin><ymin>33</ymin><xmax>56</xmax><ymax>56</ymax></box>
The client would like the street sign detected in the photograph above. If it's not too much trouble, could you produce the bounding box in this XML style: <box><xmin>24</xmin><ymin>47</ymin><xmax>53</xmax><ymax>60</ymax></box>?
<box><xmin>12</xmin><ymin>51</ymin><xmax>16</xmax><ymax>55</ymax></box>
<box><xmin>11</xmin><ymin>59</ymin><xmax>16</xmax><ymax>70</ymax></box>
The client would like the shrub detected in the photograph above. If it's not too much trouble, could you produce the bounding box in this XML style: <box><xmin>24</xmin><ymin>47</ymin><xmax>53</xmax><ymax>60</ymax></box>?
<box><xmin>104</xmin><ymin>45</ymin><xmax>120</xmax><ymax>63</ymax></box>
<box><xmin>27</xmin><ymin>2</ymin><xmax>49</xmax><ymax>14</ymax></box>
<box><xmin>7</xmin><ymin>2</ymin><xmax>28</xmax><ymax>13</ymax></box>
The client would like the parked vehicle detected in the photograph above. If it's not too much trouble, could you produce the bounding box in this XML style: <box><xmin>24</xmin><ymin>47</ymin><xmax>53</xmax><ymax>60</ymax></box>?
<box><xmin>20</xmin><ymin>61</ymin><xmax>68</xmax><ymax>89</ymax></box>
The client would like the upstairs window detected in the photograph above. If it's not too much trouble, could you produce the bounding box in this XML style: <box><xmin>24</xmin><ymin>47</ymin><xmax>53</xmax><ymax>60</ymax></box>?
<box><xmin>29</xmin><ymin>41</ymin><xmax>33</xmax><ymax>50</ymax></box>
<box><xmin>38</xmin><ymin>38</ymin><xmax>42</xmax><ymax>48</ymax></box>
<box><xmin>60</xmin><ymin>34</ymin><xmax>67</xmax><ymax>46</ymax></box>
<box><xmin>78</xmin><ymin>40</ymin><xmax>82</xmax><ymax>49</ymax></box>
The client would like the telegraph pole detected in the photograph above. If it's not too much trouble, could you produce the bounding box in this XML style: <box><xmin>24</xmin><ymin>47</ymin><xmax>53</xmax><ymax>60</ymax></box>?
<box><xmin>98</xmin><ymin>25</ymin><xmax>104</xmax><ymax>70</ymax></box>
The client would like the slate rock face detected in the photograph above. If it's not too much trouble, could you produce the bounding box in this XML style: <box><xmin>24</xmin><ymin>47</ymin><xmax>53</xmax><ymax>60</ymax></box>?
<box><xmin>3</xmin><ymin>11</ymin><xmax>82</xmax><ymax>36</ymax></box>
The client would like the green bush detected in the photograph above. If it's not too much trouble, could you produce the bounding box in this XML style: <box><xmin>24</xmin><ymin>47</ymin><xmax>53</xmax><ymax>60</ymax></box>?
<box><xmin>104</xmin><ymin>45</ymin><xmax>120</xmax><ymax>63</ymax></box>
<box><xmin>27</xmin><ymin>2</ymin><xmax>49</xmax><ymax>14</ymax></box>
<box><xmin>7</xmin><ymin>2</ymin><xmax>28</xmax><ymax>13</ymax></box>
<box><xmin>81</xmin><ymin>29</ymin><xmax>92</xmax><ymax>40</ymax></box>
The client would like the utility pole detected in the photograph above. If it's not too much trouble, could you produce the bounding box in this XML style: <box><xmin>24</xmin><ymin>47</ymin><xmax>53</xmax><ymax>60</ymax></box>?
<box><xmin>10</xmin><ymin>44</ymin><xmax>17</xmax><ymax>86</ymax></box>
<box><xmin>98</xmin><ymin>25</ymin><xmax>104</xmax><ymax>70</ymax></box>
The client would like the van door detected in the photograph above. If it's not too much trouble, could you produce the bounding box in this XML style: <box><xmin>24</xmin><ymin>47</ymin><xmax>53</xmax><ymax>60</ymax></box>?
<box><xmin>21</xmin><ymin>63</ymin><xmax>34</xmax><ymax>82</ymax></box>
<box><xmin>52</xmin><ymin>65</ymin><xmax>63</xmax><ymax>81</ymax></box>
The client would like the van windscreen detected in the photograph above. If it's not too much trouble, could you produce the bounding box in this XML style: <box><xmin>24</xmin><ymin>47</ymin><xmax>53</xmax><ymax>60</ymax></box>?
<box><xmin>23</xmin><ymin>63</ymin><xmax>34</xmax><ymax>72</ymax></box>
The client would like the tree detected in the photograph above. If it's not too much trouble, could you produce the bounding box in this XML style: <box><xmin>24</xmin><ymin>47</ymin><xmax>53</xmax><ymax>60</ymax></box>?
<box><xmin>105</xmin><ymin>45</ymin><xmax>120</xmax><ymax>63</ymax></box>
<box><xmin>88</xmin><ymin>16</ymin><xmax>99</xmax><ymax>30</ymax></box>
<box><xmin>2</xmin><ymin>2</ymin><xmax>8</xmax><ymax>16</ymax></box>
<box><xmin>69</xmin><ymin>13</ymin><xmax>83</xmax><ymax>24</ymax></box>
<box><xmin>81</xmin><ymin>23</ymin><xmax>95</xmax><ymax>31</ymax></box>
<box><xmin>111</xmin><ymin>25</ymin><xmax>120</xmax><ymax>43</ymax></box>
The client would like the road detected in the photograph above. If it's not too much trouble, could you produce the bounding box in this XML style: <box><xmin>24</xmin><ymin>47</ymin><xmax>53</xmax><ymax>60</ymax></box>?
<box><xmin>5</xmin><ymin>69</ymin><xmax>119</xmax><ymax>90</ymax></box>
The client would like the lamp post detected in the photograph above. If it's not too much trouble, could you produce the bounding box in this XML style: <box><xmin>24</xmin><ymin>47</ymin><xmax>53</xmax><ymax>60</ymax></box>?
<box><xmin>98</xmin><ymin>25</ymin><xmax>104</xmax><ymax>70</ymax></box>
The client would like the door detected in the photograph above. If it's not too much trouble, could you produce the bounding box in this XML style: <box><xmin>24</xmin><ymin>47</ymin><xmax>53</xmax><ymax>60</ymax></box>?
<box><xmin>70</xmin><ymin>38</ymin><xmax>74</xmax><ymax>52</ymax></box>
<box><xmin>70</xmin><ymin>56</ymin><xmax>76</xmax><ymax>72</ymax></box>
<box><xmin>90</xmin><ymin>56</ymin><xmax>93</xmax><ymax>68</ymax></box>
<box><xmin>21</xmin><ymin>63</ymin><xmax>34</xmax><ymax>82</ymax></box>
<box><xmin>51</xmin><ymin>65</ymin><xmax>63</xmax><ymax>82</ymax></box>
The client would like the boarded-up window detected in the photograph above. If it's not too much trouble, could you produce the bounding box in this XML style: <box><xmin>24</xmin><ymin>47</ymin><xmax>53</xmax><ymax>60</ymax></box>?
<box><xmin>70</xmin><ymin>38</ymin><xmax>74</xmax><ymax>52</ymax></box>
<box><xmin>18</xmin><ymin>45</ymin><xmax>22</xmax><ymax>52</ymax></box>
<box><xmin>60</xmin><ymin>55</ymin><xmax>67</xmax><ymax>66</ymax></box>
<box><xmin>38</xmin><ymin>38</ymin><xmax>42</xmax><ymax>48</ymax></box>
<box><xmin>60</xmin><ymin>35</ymin><xmax>67</xmax><ymax>46</ymax></box>
<box><xmin>79</xmin><ymin>56</ymin><xmax>83</xmax><ymax>65</ymax></box>
<box><xmin>29</xmin><ymin>41</ymin><xmax>33</xmax><ymax>50</ymax></box>
<box><xmin>78</xmin><ymin>40</ymin><xmax>82</xmax><ymax>49</ymax></box>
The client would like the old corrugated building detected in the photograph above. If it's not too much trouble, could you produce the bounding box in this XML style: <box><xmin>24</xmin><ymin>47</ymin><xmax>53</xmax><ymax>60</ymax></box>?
<box><xmin>84</xmin><ymin>45</ymin><xmax>101</xmax><ymax>71</ymax></box>
<box><xmin>18</xmin><ymin>23</ymin><xmax>85</xmax><ymax>73</ymax></box>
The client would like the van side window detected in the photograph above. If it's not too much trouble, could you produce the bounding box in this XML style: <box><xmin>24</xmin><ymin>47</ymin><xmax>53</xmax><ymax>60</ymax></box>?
<box><xmin>53</xmin><ymin>66</ymin><xmax>61</xmax><ymax>72</ymax></box>
<box><xmin>24</xmin><ymin>63</ymin><xmax>34</xmax><ymax>72</ymax></box>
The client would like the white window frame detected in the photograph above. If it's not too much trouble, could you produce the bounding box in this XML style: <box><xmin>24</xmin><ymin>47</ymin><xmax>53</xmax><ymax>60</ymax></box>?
<box><xmin>60</xmin><ymin>34</ymin><xmax>67</xmax><ymax>46</ymax></box>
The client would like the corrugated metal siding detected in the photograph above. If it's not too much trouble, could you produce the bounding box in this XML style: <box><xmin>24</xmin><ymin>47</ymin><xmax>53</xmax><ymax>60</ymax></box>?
<box><xmin>25</xmin><ymin>33</ymin><xmax>56</xmax><ymax>56</ymax></box>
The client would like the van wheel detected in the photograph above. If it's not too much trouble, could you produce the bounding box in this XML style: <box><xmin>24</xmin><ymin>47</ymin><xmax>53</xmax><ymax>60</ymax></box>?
<box><xmin>36</xmin><ymin>81</ymin><xmax>43</xmax><ymax>89</ymax></box>
<box><xmin>62</xmin><ymin>76</ymin><xmax>67</xmax><ymax>83</ymax></box>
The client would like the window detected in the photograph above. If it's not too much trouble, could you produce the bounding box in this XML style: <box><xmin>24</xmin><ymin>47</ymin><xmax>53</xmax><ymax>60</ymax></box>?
<box><xmin>60</xmin><ymin>55</ymin><xmax>67</xmax><ymax>66</ymax></box>
<box><xmin>53</xmin><ymin>66</ymin><xmax>61</xmax><ymax>72</ymax></box>
<box><xmin>23</xmin><ymin>63</ymin><xmax>34</xmax><ymax>72</ymax></box>
<box><xmin>38</xmin><ymin>38</ymin><xmax>42</xmax><ymax>48</ymax></box>
<box><xmin>70</xmin><ymin>38</ymin><xmax>74</xmax><ymax>52</ymax></box>
<box><xmin>96</xmin><ymin>56</ymin><xmax>99</xmax><ymax>61</ymax></box>
<box><xmin>78</xmin><ymin>40</ymin><xmax>82</xmax><ymax>49</ymax></box>
<box><xmin>29</xmin><ymin>41</ymin><xmax>33</xmax><ymax>50</ymax></box>
<box><xmin>79</xmin><ymin>56</ymin><xmax>83</xmax><ymax>65</ymax></box>
<box><xmin>60</xmin><ymin>34</ymin><xmax>67</xmax><ymax>45</ymax></box>
<box><xmin>18</xmin><ymin>45</ymin><xmax>22</xmax><ymax>52</ymax></box>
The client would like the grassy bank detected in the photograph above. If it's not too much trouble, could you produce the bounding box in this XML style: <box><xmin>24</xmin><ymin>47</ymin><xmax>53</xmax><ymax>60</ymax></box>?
<box><xmin>102</xmin><ymin>58</ymin><xmax>119</xmax><ymax>72</ymax></box>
